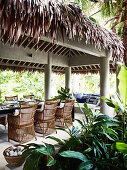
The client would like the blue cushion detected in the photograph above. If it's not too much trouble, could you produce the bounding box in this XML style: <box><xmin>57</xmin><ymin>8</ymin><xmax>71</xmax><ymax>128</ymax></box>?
<box><xmin>76</xmin><ymin>97</ymin><xmax>87</xmax><ymax>103</ymax></box>
<box><xmin>75</xmin><ymin>93</ymin><xmax>83</xmax><ymax>99</ymax></box>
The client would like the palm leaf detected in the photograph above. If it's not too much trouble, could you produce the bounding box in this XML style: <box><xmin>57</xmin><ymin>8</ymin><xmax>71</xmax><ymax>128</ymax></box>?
<box><xmin>117</xmin><ymin>64</ymin><xmax>127</xmax><ymax>105</ymax></box>
<box><xmin>60</xmin><ymin>151</ymin><xmax>88</xmax><ymax>162</ymax></box>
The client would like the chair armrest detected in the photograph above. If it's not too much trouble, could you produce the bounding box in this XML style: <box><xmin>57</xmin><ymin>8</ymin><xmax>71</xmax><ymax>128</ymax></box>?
<box><xmin>8</xmin><ymin>114</ymin><xmax>20</xmax><ymax>119</ymax></box>
<box><xmin>57</xmin><ymin>106</ymin><xmax>64</xmax><ymax>109</ymax></box>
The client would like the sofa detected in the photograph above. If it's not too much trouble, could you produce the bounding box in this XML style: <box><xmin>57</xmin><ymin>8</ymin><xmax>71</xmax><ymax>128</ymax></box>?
<box><xmin>73</xmin><ymin>93</ymin><xmax>100</xmax><ymax>105</ymax></box>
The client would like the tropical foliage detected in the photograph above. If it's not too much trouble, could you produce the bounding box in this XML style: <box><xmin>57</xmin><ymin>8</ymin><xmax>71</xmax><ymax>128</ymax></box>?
<box><xmin>73</xmin><ymin>0</ymin><xmax>126</xmax><ymax>65</ymax></box>
<box><xmin>0</xmin><ymin>70</ymin><xmax>116</xmax><ymax>102</ymax></box>
<box><xmin>21</xmin><ymin>103</ymin><xmax>121</xmax><ymax>170</ymax></box>
<box><xmin>102</xmin><ymin>63</ymin><xmax>127</xmax><ymax>141</ymax></box>
<box><xmin>53</xmin><ymin>87</ymin><xmax>72</xmax><ymax>102</ymax></box>
<box><xmin>0</xmin><ymin>70</ymin><xmax>45</xmax><ymax>101</ymax></box>
<box><xmin>100</xmin><ymin>63</ymin><xmax>127</xmax><ymax>168</ymax></box>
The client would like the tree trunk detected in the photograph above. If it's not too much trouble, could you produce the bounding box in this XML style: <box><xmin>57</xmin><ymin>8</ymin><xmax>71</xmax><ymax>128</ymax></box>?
<box><xmin>123</xmin><ymin>1</ymin><xmax>127</xmax><ymax>66</ymax></box>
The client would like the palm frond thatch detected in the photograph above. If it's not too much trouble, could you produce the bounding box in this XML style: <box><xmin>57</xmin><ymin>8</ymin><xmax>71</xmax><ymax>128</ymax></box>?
<box><xmin>0</xmin><ymin>0</ymin><xmax>124</xmax><ymax>61</ymax></box>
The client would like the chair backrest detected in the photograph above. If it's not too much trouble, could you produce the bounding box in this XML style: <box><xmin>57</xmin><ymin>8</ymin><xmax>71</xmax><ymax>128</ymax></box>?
<box><xmin>5</xmin><ymin>95</ymin><xmax>18</xmax><ymax>101</ymax></box>
<box><xmin>23</xmin><ymin>95</ymin><xmax>35</xmax><ymax>100</ymax></box>
<box><xmin>19</xmin><ymin>102</ymin><xmax>38</xmax><ymax>125</ymax></box>
<box><xmin>43</xmin><ymin>101</ymin><xmax>58</xmax><ymax>120</ymax></box>
<box><xmin>63</xmin><ymin>98</ymin><xmax>75</xmax><ymax>117</ymax></box>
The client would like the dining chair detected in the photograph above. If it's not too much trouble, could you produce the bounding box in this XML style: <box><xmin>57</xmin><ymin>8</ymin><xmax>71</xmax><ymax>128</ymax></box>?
<box><xmin>5</xmin><ymin>95</ymin><xmax>18</xmax><ymax>101</ymax></box>
<box><xmin>34</xmin><ymin>100</ymin><xmax>58</xmax><ymax>137</ymax></box>
<box><xmin>8</xmin><ymin>102</ymin><xmax>38</xmax><ymax>143</ymax></box>
<box><xmin>55</xmin><ymin>98</ymin><xmax>75</xmax><ymax>128</ymax></box>
<box><xmin>0</xmin><ymin>96</ymin><xmax>18</xmax><ymax>128</ymax></box>
<box><xmin>0</xmin><ymin>116</ymin><xmax>7</xmax><ymax>129</ymax></box>
<box><xmin>23</xmin><ymin>95</ymin><xmax>35</xmax><ymax>100</ymax></box>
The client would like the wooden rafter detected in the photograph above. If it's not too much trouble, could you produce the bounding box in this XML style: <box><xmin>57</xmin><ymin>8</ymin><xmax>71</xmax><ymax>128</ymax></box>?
<box><xmin>53</xmin><ymin>46</ymin><xmax>62</xmax><ymax>54</ymax></box>
<box><xmin>30</xmin><ymin>41</ymin><xmax>39</xmax><ymax>50</ymax></box>
<box><xmin>44</xmin><ymin>43</ymin><xmax>53</xmax><ymax>53</ymax></box>
<box><xmin>35</xmin><ymin>41</ymin><xmax>45</xmax><ymax>51</ymax></box>
<box><xmin>18</xmin><ymin>36</ymin><xmax>28</xmax><ymax>47</ymax></box>
<box><xmin>40</xmin><ymin>42</ymin><xmax>50</xmax><ymax>51</ymax></box>
<box><xmin>57</xmin><ymin>47</ymin><xmax>66</xmax><ymax>56</ymax></box>
<box><xmin>24</xmin><ymin>38</ymin><xmax>33</xmax><ymax>49</ymax></box>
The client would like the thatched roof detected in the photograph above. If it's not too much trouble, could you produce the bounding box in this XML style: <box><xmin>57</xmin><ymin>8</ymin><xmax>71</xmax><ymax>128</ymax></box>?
<box><xmin>0</xmin><ymin>0</ymin><xmax>124</xmax><ymax>61</ymax></box>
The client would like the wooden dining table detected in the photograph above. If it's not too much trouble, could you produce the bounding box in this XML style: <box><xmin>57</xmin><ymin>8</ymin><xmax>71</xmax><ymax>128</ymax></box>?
<box><xmin>0</xmin><ymin>100</ymin><xmax>42</xmax><ymax>118</ymax></box>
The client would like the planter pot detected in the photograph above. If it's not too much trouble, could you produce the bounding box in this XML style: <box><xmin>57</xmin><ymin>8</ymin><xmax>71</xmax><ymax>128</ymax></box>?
<box><xmin>3</xmin><ymin>145</ymin><xmax>25</xmax><ymax>167</ymax></box>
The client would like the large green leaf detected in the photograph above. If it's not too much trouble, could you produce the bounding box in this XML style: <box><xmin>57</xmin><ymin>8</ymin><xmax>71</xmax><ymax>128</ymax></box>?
<box><xmin>21</xmin><ymin>148</ymin><xmax>35</xmax><ymax>160</ymax></box>
<box><xmin>46</xmin><ymin>157</ymin><xmax>56</xmax><ymax>166</ymax></box>
<box><xmin>95</xmin><ymin>114</ymin><xmax>118</xmax><ymax>122</ymax></box>
<box><xmin>60</xmin><ymin>151</ymin><xmax>88</xmax><ymax>162</ymax></box>
<box><xmin>78</xmin><ymin>160</ymin><xmax>93</xmax><ymax>170</ymax></box>
<box><xmin>111</xmin><ymin>142</ymin><xmax>127</xmax><ymax>154</ymax></box>
<box><xmin>45</xmin><ymin>143</ymin><xmax>55</xmax><ymax>155</ymax></box>
<box><xmin>83</xmin><ymin>147</ymin><xmax>92</xmax><ymax>154</ymax></box>
<box><xmin>95</xmin><ymin>130</ymin><xmax>115</xmax><ymax>141</ymax></box>
<box><xmin>23</xmin><ymin>151</ymin><xmax>41</xmax><ymax>170</ymax></box>
<box><xmin>92</xmin><ymin>121</ymin><xmax>119</xmax><ymax>128</ymax></box>
<box><xmin>117</xmin><ymin>64</ymin><xmax>127</xmax><ymax>105</ymax></box>
<box><xmin>46</xmin><ymin>136</ymin><xmax>65</xmax><ymax>145</ymax></box>
<box><xmin>70</xmin><ymin>126</ymin><xmax>80</xmax><ymax>137</ymax></box>
<box><xmin>36</xmin><ymin>146</ymin><xmax>50</xmax><ymax>155</ymax></box>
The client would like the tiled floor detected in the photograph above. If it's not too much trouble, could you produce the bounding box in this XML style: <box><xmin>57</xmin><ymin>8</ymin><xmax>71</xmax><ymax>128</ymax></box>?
<box><xmin>0</xmin><ymin>112</ymin><xmax>84</xmax><ymax>170</ymax></box>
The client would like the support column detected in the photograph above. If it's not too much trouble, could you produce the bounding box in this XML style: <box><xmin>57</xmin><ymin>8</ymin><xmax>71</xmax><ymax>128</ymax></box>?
<box><xmin>100</xmin><ymin>52</ymin><xmax>111</xmax><ymax>115</ymax></box>
<box><xmin>45</xmin><ymin>53</ymin><xmax>52</xmax><ymax>100</ymax></box>
<box><xmin>65</xmin><ymin>67</ymin><xmax>71</xmax><ymax>90</ymax></box>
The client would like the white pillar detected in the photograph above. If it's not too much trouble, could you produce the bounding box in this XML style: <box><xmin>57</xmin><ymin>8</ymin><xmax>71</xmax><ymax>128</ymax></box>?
<box><xmin>65</xmin><ymin>67</ymin><xmax>71</xmax><ymax>90</ymax></box>
<box><xmin>100</xmin><ymin>51</ymin><xmax>111</xmax><ymax>115</ymax></box>
<box><xmin>45</xmin><ymin>53</ymin><xmax>52</xmax><ymax>100</ymax></box>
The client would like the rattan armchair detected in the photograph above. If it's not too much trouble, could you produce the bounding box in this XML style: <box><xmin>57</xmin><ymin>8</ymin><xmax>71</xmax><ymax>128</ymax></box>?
<box><xmin>5</xmin><ymin>95</ymin><xmax>18</xmax><ymax>101</ymax></box>
<box><xmin>8</xmin><ymin>102</ymin><xmax>38</xmax><ymax>143</ymax></box>
<box><xmin>55</xmin><ymin>98</ymin><xmax>75</xmax><ymax>128</ymax></box>
<box><xmin>0</xmin><ymin>116</ymin><xmax>7</xmax><ymax>128</ymax></box>
<box><xmin>34</xmin><ymin>101</ymin><xmax>58</xmax><ymax>137</ymax></box>
<box><xmin>0</xmin><ymin>96</ymin><xmax>18</xmax><ymax>128</ymax></box>
<box><xmin>23</xmin><ymin>95</ymin><xmax>35</xmax><ymax>100</ymax></box>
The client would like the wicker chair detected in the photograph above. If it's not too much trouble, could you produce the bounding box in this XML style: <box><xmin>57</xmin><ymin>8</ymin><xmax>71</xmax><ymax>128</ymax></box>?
<box><xmin>0</xmin><ymin>116</ymin><xmax>7</xmax><ymax>128</ymax></box>
<box><xmin>55</xmin><ymin>98</ymin><xmax>75</xmax><ymax>128</ymax></box>
<box><xmin>0</xmin><ymin>96</ymin><xmax>18</xmax><ymax>128</ymax></box>
<box><xmin>8</xmin><ymin>102</ymin><xmax>38</xmax><ymax>143</ymax></box>
<box><xmin>5</xmin><ymin>95</ymin><xmax>18</xmax><ymax>101</ymax></box>
<box><xmin>23</xmin><ymin>95</ymin><xmax>35</xmax><ymax>100</ymax></box>
<box><xmin>34</xmin><ymin>101</ymin><xmax>58</xmax><ymax>137</ymax></box>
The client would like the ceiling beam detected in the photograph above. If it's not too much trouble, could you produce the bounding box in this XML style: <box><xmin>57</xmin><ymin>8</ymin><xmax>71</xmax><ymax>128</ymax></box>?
<box><xmin>39</xmin><ymin>34</ymin><xmax>106</xmax><ymax>57</ymax></box>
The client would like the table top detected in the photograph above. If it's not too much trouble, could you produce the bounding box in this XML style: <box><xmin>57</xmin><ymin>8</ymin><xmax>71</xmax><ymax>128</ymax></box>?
<box><xmin>0</xmin><ymin>101</ymin><xmax>42</xmax><ymax>116</ymax></box>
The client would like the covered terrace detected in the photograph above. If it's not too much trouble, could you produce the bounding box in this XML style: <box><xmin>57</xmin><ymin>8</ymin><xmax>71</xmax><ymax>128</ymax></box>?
<box><xmin>0</xmin><ymin>0</ymin><xmax>125</xmax><ymax>169</ymax></box>
<box><xmin>0</xmin><ymin>0</ymin><xmax>124</xmax><ymax>115</ymax></box>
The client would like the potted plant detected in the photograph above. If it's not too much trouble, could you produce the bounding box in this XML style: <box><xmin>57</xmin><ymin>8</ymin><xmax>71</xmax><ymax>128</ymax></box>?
<box><xmin>52</xmin><ymin>87</ymin><xmax>72</xmax><ymax>104</ymax></box>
